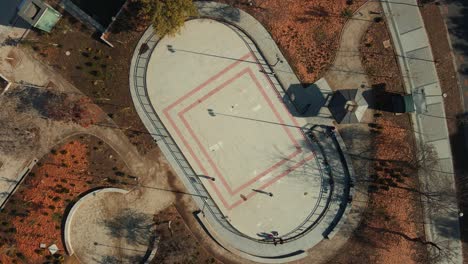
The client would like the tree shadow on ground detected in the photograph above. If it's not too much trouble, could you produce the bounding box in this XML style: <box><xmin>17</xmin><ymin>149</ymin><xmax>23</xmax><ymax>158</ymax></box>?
<box><xmin>92</xmin><ymin>252</ymin><xmax>144</xmax><ymax>264</ymax></box>
<box><xmin>266</xmin><ymin>138</ymin><xmax>323</xmax><ymax>185</ymax></box>
<box><xmin>267</xmin><ymin>127</ymin><xmax>353</xmax><ymax>237</ymax></box>
<box><xmin>6</xmin><ymin>85</ymin><xmax>66</xmax><ymax>118</ymax></box>
<box><xmin>342</xmin><ymin>118</ymin><xmax>462</xmax><ymax>256</ymax></box>
<box><xmin>327</xmin><ymin>205</ymin><xmax>395</xmax><ymax>263</ymax></box>
<box><xmin>366</xmin><ymin>221</ymin><xmax>459</xmax><ymax>263</ymax></box>
<box><xmin>338</xmin><ymin>124</ymin><xmax>375</xmax><ymax>188</ymax></box>
<box><xmin>102</xmin><ymin>208</ymin><xmax>154</xmax><ymax>247</ymax></box>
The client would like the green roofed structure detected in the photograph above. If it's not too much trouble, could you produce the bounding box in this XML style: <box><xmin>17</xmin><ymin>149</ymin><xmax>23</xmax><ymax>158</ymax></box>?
<box><xmin>17</xmin><ymin>0</ymin><xmax>62</xmax><ymax>33</ymax></box>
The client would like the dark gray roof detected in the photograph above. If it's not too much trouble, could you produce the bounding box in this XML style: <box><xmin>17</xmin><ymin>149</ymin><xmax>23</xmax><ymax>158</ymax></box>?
<box><xmin>328</xmin><ymin>89</ymin><xmax>369</xmax><ymax>124</ymax></box>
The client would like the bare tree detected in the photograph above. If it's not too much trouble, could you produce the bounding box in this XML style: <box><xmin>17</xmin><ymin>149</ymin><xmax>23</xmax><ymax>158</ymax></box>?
<box><xmin>409</xmin><ymin>140</ymin><xmax>438</xmax><ymax>173</ymax></box>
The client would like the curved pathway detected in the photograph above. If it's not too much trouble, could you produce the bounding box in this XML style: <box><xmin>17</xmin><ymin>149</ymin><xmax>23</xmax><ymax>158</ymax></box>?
<box><xmin>324</xmin><ymin>1</ymin><xmax>381</xmax><ymax>90</ymax></box>
<box><xmin>130</xmin><ymin>2</ymin><xmax>356</xmax><ymax>262</ymax></box>
<box><xmin>0</xmin><ymin>43</ymin><xmax>175</xmax><ymax>263</ymax></box>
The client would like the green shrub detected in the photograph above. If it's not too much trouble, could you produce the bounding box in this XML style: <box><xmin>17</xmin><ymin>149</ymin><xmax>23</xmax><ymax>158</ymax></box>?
<box><xmin>52</xmin><ymin>212</ymin><xmax>62</xmax><ymax>223</ymax></box>
<box><xmin>341</xmin><ymin>8</ymin><xmax>353</xmax><ymax>18</ymax></box>
<box><xmin>139</xmin><ymin>0</ymin><xmax>198</xmax><ymax>36</ymax></box>
<box><xmin>114</xmin><ymin>171</ymin><xmax>125</xmax><ymax>177</ymax></box>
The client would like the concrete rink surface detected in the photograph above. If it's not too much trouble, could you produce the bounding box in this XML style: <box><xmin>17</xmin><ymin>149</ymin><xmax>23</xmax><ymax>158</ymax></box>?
<box><xmin>146</xmin><ymin>19</ymin><xmax>323</xmax><ymax>238</ymax></box>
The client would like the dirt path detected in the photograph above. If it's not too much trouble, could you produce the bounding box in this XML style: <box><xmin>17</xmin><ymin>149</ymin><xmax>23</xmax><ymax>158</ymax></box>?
<box><xmin>0</xmin><ymin>43</ymin><xmax>168</xmax><ymax>196</ymax></box>
<box><xmin>324</xmin><ymin>1</ymin><xmax>381</xmax><ymax>90</ymax></box>
<box><xmin>0</xmin><ymin>45</ymin><xmax>181</xmax><ymax>262</ymax></box>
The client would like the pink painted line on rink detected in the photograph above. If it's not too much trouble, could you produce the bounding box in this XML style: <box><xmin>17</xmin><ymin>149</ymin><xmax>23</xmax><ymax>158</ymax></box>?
<box><xmin>228</xmin><ymin>153</ymin><xmax>315</xmax><ymax>210</ymax></box>
<box><xmin>161</xmin><ymin>53</ymin><xmax>252</xmax><ymax>209</ymax></box>
<box><xmin>225</xmin><ymin>69</ymin><xmax>302</xmax><ymax>193</ymax></box>
<box><xmin>163</xmin><ymin>110</ymin><xmax>231</xmax><ymax>209</ymax></box>
<box><xmin>163</xmin><ymin>53</ymin><xmax>317</xmax><ymax>210</ymax></box>
<box><xmin>250</xmin><ymin>51</ymin><xmax>303</xmax><ymax>129</ymax></box>
<box><xmin>178</xmin><ymin>68</ymin><xmax>251</xmax><ymax>196</ymax></box>
<box><xmin>162</xmin><ymin>52</ymin><xmax>252</xmax><ymax>114</ymax></box>
<box><xmin>178</xmin><ymin>67</ymin><xmax>303</xmax><ymax>196</ymax></box>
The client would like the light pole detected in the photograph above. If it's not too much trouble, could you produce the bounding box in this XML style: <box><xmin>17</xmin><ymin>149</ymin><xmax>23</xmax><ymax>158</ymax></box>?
<box><xmin>272</xmin><ymin>53</ymin><xmax>283</xmax><ymax>67</ymax></box>
<box><xmin>198</xmin><ymin>175</ymin><xmax>215</xmax><ymax>181</ymax></box>
<box><xmin>201</xmin><ymin>197</ymin><xmax>208</xmax><ymax>217</ymax></box>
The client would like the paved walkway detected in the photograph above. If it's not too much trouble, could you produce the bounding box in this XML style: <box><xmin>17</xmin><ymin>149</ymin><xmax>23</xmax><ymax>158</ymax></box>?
<box><xmin>0</xmin><ymin>43</ymin><xmax>175</xmax><ymax>263</ymax></box>
<box><xmin>381</xmin><ymin>0</ymin><xmax>463</xmax><ymax>263</ymax></box>
<box><xmin>0</xmin><ymin>45</ymin><xmax>68</xmax><ymax>208</ymax></box>
<box><xmin>0</xmin><ymin>1</ymin><xmax>34</xmax><ymax>204</ymax></box>
<box><xmin>324</xmin><ymin>1</ymin><xmax>381</xmax><ymax>90</ymax></box>
<box><xmin>68</xmin><ymin>184</ymin><xmax>171</xmax><ymax>263</ymax></box>
<box><xmin>129</xmin><ymin>2</ymin><xmax>356</xmax><ymax>263</ymax></box>
<box><xmin>299</xmin><ymin>2</ymin><xmax>381</xmax><ymax>263</ymax></box>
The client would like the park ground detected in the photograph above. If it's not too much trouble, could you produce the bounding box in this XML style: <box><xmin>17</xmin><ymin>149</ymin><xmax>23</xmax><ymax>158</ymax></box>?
<box><xmin>0</xmin><ymin>0</ymin><xmax>465</xmax><ymax>263</ymax></box>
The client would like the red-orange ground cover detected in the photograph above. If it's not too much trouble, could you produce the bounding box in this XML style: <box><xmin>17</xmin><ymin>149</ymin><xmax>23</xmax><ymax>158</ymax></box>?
<box><xmin>0</xmin><ymin>136</ymin><xmax>133</xmax><ymax>263</ymax></box>
<box><xmin>357</xmin><ymin>20</ymin><xmax>427</xmax><ymax>262</ymax></box>
<box><xmin>0</xmin><ymin>140</ymin><xmax>90</xmax><ymax>263</ymax></box>
<box><xmin>360</xmin><ymin>22</ymin><xmax>425</xmax><ymax>263</ymax></box>
<box><xmin>370</xmin><ymin>118</ymin><xmax>426</xmax><ymax>263</ymax></box>
<box><xmin>330</xmin><ymin>17</ymin><xmax>427</xmax><ymax>263</ymax></box>
<box><xmin>227</xmin><ymin>0</ymin><xmax>361</xmax><ymax>83</ymax></box>
<box><xmin>331</xmin><ymin>117</ymin><xmax>426</xmax><ymax>264</ymax></box>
